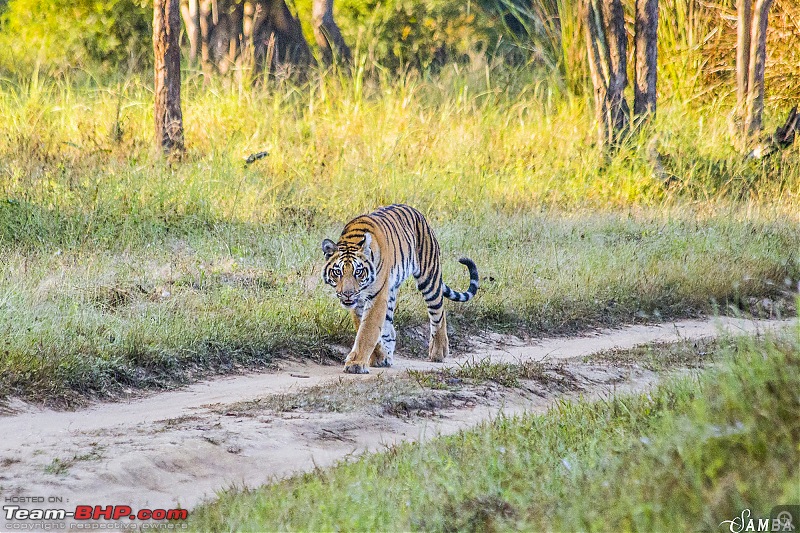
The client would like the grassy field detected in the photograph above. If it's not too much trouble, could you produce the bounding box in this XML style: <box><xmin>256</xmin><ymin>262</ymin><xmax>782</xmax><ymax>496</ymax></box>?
<box><xmin>0</xmin><ymin>0</ymin><xmax>797</xmax><ymax>529</ymax></box>
<box><xmin>0</xmin><ymin>67</ymin><xmax>799</xmax><ymax>405</ymax></box>
<box><xmin>188</xmin><ymin>333</ymin><xmax>800</xmax><ymax>531</ymax></box>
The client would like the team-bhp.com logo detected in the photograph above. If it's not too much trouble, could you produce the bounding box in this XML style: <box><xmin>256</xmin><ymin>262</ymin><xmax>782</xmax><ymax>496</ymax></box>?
<box><xmin>4</xmin><ymin>504</ymin><xmax>187</xmax><ymax>528</ymax></box>
<box><xmin>719</xmin><ymin>506</ymin><xmax>798</xmax><ymax>533</ymax></box>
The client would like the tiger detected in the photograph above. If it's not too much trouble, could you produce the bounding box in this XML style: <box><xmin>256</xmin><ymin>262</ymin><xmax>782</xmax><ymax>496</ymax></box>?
<box><xmin>321</xmin><ymin>204</ymin><xmax>479</xmax><ymax>374</ymax></box>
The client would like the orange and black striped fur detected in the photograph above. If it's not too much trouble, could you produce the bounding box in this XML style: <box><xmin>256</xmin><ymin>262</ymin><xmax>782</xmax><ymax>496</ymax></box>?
<box><xmin>322</xmin><ymin>204</ymin><xmax>479</xmax><ymax>374</ymax></box>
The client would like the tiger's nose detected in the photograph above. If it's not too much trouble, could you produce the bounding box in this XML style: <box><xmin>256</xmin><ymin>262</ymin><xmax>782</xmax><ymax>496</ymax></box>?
<box><xmin>340</xmin><ymin>289</ymin><xmax>355</xmax><ymax>298</ymax></box>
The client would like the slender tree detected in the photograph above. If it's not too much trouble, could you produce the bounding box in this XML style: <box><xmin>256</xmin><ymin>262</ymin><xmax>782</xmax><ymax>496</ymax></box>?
<box><xmin>584</xmin><ymin>0</ymin><xmax>659</xmax><ymax>149</ymax></box>
<box><xmin>154</xmin><ymin>0</ymin><xmax>184</xmax><ymax>154</ymax></box>
<box><xmin>633</xmin><ymin>0</ymin><xmax>658</xmax><ymax>120</ymax></box>
<box><xmin>583</xmin><ymin>0</ymin><xmax>630</xmax><ymax>148</ymax></box>
<box><xmin>312</xmin><ymin>0</ymin><xmax>351</xmax><ymax>65</ymax></box>
<box><xmin>180</xmin><ymin>0</ymin><xmax>201</xmax><ymax>64</ymax></box>
<box><xmin>736</xmin><ymin>0</ymin><xmax>752</xmax><ymax>117</ymax></box>
<box><xmin>735</xmin><ymin>0</ymin><xmax>775</xmax><ymax>147</ymax></box>
<box><xmin>743</xmin><ymin>0</ymin><xmax>775</xmax><ymax>140</ymax></box>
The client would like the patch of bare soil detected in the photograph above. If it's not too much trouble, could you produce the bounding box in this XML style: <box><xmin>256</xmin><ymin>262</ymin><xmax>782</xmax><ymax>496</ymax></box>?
<box><xmin>0</xmin><ymin>317</ymin><xmax>792</xmax><ymax>522</ymax></box>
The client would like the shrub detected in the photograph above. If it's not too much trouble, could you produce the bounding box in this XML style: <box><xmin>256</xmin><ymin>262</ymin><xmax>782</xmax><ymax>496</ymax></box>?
<box><xmin>0</xmin><ymin>0</ymin><xmax>151</xmax><ymax>78</ymax></box>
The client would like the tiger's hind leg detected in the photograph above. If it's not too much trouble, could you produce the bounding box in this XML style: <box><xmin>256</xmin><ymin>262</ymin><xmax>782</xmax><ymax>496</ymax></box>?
<box><xmin>427</xmin><ymin>308</ymin><xmax>449</xmax><ymax>362</ymax></box>
<box><xmin>416</xmin><ymin>263</ymin><xmax>449</xmax><ymax>363</ymax></box>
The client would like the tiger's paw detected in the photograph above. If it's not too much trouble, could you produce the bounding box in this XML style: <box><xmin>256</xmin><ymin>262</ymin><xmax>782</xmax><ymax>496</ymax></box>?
<box><xmin>343</xmin><ymin>363</ymin><xmax>369</xmax><ymax>374</ymax></box>
<box><xmin>428</xmin><ymin>335</ymin><xmax>450</xmax><ymax>363</ymax></box>
<box><xmin>372</xmin><ymin>358</ymin><xmax>392</xmax><ymax>368</ymax></box>
<box><xmin>428</xmin><ymin>344</ymin><xmax>447</xmax><ymax>363</ymax></box>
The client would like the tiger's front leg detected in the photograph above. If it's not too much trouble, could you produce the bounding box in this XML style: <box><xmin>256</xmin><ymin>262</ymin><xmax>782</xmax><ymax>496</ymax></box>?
<box><xmin>351</xmin><ymin>308</ymin><xmax>390</xmax><ymax>368</ymax></box>
<box><xmin>344</xmin><ymin>296</ymin><xmax>388</xmax><ymax>374</ymax></box>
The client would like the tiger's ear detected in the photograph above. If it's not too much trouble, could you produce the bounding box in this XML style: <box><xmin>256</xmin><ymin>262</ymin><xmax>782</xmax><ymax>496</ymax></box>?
<box><xmin>322</xmin><ymin>239</ymin><xmax>337</xmax><ymax>259</ymax></box>
<box><xmin>361</xmin><ymin>233</ymin><xmax>372</xmax><ymax>251</ymax></box>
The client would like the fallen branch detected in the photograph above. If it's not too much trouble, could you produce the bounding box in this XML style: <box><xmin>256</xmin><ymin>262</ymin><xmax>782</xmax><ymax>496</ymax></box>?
<box><xmin>747</xmin><ymin>106</ymin><xmax>799</xmax><ymax>159</ymax></box>
<box><xmin>244</xmin><ymin>150</ymin><xmax>270</xmax><ymax>165</ymax></box>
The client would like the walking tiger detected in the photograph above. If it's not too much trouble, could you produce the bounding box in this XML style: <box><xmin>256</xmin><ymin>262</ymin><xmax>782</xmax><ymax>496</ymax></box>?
<box><xmin>322</xmin><ymin>204</ymin><xmax>479</xmax><ymax>373</ymax></box>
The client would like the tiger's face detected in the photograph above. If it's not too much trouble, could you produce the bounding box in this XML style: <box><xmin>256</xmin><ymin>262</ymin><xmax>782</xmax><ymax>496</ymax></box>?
<box><xmin>321</xmin><ymin>236</ymin><xmax>376</xmax><ymax>309</ymax></box>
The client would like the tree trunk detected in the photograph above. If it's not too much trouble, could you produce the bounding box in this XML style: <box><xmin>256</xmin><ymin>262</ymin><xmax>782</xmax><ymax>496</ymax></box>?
<box><xmin>743</xmin><ymin>0</ymin><xmax>774</xmax><ymax>140</ymax></box>
<box><xmin>633</xmin><ymin>0</ymin><xmax>658</xmax><ymax>121</ymax></box>
<box><xmin>584</xmin><ymin>0</ymin><xmax>610</xmax><ymax>146</ymax></box>
<box><xmin>583</xmin><ymin>0</ymin><xmax>630</xmax><ymax>148</ymax></box>
<box><xmin>251</xmin><ymin>0</ymin><xmax>312</xmax><ymax>74</ymax></box>
<box><xmin>196</xmin><ymin>0</ymin><xmax>311</xmax><ymax>77</ymax></box>
<box><xmin>735</xmin><ymin>0</ymin><xmax>752</xmax><ymax>119</ymax></box>
<box><xmin>602</xmin><ymin>0</ymin><xmax>629</xmax><ymax>138</ymax></box>
<box><xmin>198</xmin><ymin>0</ymin><xmax>214</xmax><ymax>80</ymax></box>
<box><xmin>154</xmin><ymin>0</ymin><xmax>184</xmax><ymax>155</ymax></box>
<box><xmin>312</xmin><ymin>0</ymin><xmax>351</xmax><ymax>65</ymax></box>
<box><xmin>226</xmin><ymin>0</ymin><xmax>245</xmax><ymax>72</ymax></box>
<box><xmin>180</xmin><ymin>0</ymin><xmax>201</xmax><ymax>64</ymax></box>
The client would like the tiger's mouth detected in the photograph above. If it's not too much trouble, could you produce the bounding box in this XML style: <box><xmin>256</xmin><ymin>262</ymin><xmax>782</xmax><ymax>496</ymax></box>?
<box><xmin>337</xmin><ymin>293</ymin><xmax>360</xmax><ymax>308</ymax></box>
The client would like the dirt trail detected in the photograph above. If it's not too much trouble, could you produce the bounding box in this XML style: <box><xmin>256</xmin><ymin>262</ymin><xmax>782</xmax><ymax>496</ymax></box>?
<box><xmin>0</xmin><ymin>317</ymin><xmax>792</xmax><ymax>520</ymax></box>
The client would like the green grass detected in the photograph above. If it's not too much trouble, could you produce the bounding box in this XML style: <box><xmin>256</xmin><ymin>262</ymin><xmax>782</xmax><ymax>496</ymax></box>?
<box><xmin>0</xmin><ymin>67</ymin><xmax>798</xmax><ymax>405</ymax></box>
<box><xmin>585</xmin><ymin>337</ymin><xmax>719</xmax><ymax>370</ymax></box>
<box><xmin>217</xmin><ymin>374</ymin><xmax>443</xmax><ymax>415</ymax></box>
<box><xmin>1</xmin><ymin>211</ymin><xmax>797</xmax><ymax>406</ymax></box>
<box><xmin>43</xmin><ymin>443</ymin><xmax>104</xmax><ymax>476</ymax></box>
<box><xmin>408</xmin><ymin>357</ymin><xmax>573</xmax><ymax>390</ymax></box>
<box><xmin>188</xmin><ymin>332</ymin><xmax>800</xmax><ymax>531</ymax></box>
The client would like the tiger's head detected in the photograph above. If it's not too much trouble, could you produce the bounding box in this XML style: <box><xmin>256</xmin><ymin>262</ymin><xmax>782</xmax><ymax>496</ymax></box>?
<box><xmin>321</xmin><ymin>234</ymin><xmax>376</xmax><ymax>309</ymax></box>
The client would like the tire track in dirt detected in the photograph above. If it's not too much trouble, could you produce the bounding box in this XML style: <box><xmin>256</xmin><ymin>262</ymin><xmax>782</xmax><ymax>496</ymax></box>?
<box><xmin>0</xmin><ymin>317</ymin><xmax>792</xmax><ymax>520</ymax></box>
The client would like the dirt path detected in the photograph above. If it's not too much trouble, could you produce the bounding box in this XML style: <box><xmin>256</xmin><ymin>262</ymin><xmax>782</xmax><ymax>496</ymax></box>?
<box><xmin>0</xmin><ymin>317</ymin><xmax>792</xmax><ymax>521</ymax></box>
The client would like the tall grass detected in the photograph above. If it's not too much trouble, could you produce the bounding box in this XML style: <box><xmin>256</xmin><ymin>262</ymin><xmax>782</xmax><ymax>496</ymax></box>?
<box><xmin>1</xmin><ymin>66</ymin><xmax>798</xmax><ymax>232</ymax></box>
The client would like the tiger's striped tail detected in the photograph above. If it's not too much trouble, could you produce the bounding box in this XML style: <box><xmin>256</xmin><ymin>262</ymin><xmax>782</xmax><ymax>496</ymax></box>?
<box><xmin>442</xmin><ymin>258</ymin><xmax>479</xmax><ymax>302</ymax></box>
